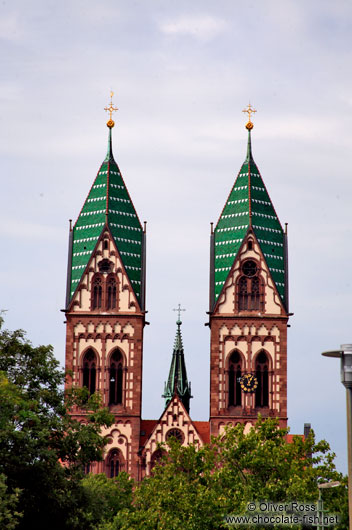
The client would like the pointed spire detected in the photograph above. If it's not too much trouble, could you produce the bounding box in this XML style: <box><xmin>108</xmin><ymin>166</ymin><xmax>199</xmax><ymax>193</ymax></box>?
<box><xmin>163</xmin><ymin>315</ymin><xmax>192</xmax><ymax>413</ymax></box>
<box><xmin>213</xmin><ymin>104</ymin><xmax>287</xmax><ymax>308</ymax></box>
<box><xmin>68</xmin><ymin>94</ymin><xmax>144</xmax><ymax>306</ymax></box>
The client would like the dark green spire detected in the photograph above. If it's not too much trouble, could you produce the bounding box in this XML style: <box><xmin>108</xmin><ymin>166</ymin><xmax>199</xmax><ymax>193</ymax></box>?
<box><xmin>246</xmin><ymin>128</ymin><xmax>253</xmax><ymax>162</ymax></box>
<box><xmin>68</xmin><ymin>125</ymin><xmax>144</xmax><ymax>305</ymax></box>
<box><xmin>163</xmin><ymin>319</ymin><xmax>192</xmax><ymax>413</ymax></box>
<box><xmin>213</xmin><ymin>124</ymin><xmax>287</xmax><ymax>308</ymax></box>
<box><xmin>104</xmin><ymin>127</ymin><xmax>113</xmax><ymax>162</ymax></box>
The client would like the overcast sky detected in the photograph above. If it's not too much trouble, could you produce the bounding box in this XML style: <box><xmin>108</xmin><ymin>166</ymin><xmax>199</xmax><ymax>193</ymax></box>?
<box><xmin>1</xmin><ymin>0</ymin><xmax>351</xmax><ymax>472</ymax></box>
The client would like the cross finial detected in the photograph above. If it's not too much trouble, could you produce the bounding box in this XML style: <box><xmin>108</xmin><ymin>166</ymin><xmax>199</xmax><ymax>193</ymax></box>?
<box><xmin>173</xmin><ymin>303</ymin><xmax>186</xmax><ymax>323</ymax></box>
<box><xmin>242</xmin><ymin>102</ymin><xmax>257</xmax><ymax>130</ymax></box>
<box><xmin>104</xmin><ymin>91</ymin><xmax>118</xmax><ymax>129</ymax></box>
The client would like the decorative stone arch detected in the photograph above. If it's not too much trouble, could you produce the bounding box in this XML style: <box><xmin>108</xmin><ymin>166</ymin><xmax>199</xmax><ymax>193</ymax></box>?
<box><xmin>91</xmin><ymin>272</ymin><xmax>103</xmax><ymax>310</ymax></box>
<box><xmin>150</xmin><ymin>448</ymin><xmax>166</xmax><ymax>472</ymax></box>
<box><xmin>105</xmin><ymin>448</ymin><xmax>125</xmax><ymax>478</ymax></box>
<box><xmin>226</xmin><ymin>349</ymin><xmax>244</xmax><ymax>408</ymax></box>
<box><xmin>263</xmin><ymin>335</ymin><xmax>275</xmax><ymax>344</ymax></box>
<box><xmin>236</xmin><ymin>258</ymin><xmax>265</xmax><ymax>311</ymax></box>
<box><xmin>79</xmin><ymin>345</ymin><xmax>100</xmax><ymax>368</ymax></box>
<box><xmin>106</xmin><ymin>272</ymin><xmax>118</xmax><ymax>310</ymax></box>
<box><xmin>81</xmin><ymin>347</ymin><xmax>99</xmax><ymax>395</ymax></box>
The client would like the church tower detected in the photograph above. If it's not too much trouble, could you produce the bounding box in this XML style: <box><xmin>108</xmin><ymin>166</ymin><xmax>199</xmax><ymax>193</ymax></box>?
<box><xmin>64</xmin><ymin>94</ymin><xmax>146</xmax><ymax>479</ymax></box>
<box><xmin>209</xmin><ymin>105</ymin><xmax>289</xmax><ymax>437</ymax></box>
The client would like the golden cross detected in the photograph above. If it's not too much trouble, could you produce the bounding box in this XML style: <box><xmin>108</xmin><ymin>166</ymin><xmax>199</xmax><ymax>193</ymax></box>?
<box><xmin>104</xmin><ymin>91</ymin><xmax>118</xmax><ymax>128</ymax></box>
<box><xmin>242</xmin><ymin>103</ymin><xmax>257</xmax><ymax>125</ymax></box>
<box><xmin>173</xmin><ymin>304</ymin><xmax>186</xmax><ymax>321</ymax></box>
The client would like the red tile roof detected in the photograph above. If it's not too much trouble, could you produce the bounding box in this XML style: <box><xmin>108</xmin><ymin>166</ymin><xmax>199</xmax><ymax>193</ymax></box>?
<box><xmin>140</xmin><ymin>420</ymin><xmax>157</xmax><ymax>446</ymax></box>
<box><xmin>194</xmin><ymin>421</ymin><xmax>210</xmax><ymax>444</ymax></box>
<box><xmin>286</xmin><ymin>434</ymin><xmax>304</xmax><ymax>443</ymax></box>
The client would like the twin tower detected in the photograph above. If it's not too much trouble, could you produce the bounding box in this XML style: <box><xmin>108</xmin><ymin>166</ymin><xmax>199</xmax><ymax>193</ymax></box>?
<box><xmin>64</xmin><ymin>102</ymin><xmax>289</xmax><ymax>480</ymax></box>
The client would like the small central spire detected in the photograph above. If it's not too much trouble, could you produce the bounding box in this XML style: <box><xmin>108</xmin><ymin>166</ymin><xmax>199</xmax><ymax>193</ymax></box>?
<box><xmin>104</xmin><ymin>91</ymin><xmax>118</xmax><ymax>129</ymax></box>
<box><xmin>163</xmin><ymin>310</ymin><xmax>192</xmax><ymax>413</ymax></box>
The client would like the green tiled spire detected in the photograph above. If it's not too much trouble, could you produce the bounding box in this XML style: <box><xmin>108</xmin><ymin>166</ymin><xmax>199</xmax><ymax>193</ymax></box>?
<box><xmin>163</xmin><ymin>319</ymin><xmax>192</xmax><ymax>413</ymax></box>
<box><xmin>213</xmin><ymin>126</ymin><xmax>286</xmax><ymax>307</ymax></box>
<box><xmin>68</xmin><ymin>126</ymin><xmax>144</xmax><ymax>305</ymax></box>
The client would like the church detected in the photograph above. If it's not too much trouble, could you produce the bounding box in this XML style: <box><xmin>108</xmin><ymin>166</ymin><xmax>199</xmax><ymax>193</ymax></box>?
<box><xmin>64</xmin><ymin>97</ymin><xmax>290</xmax><ymax>480</ymax></box>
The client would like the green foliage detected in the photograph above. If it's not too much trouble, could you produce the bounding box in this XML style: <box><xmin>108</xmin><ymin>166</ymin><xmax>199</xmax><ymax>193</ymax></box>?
<box><xmin>0</xmin><ymin>315</ymin><xmax>348</xmax><ymax>529</ymax></box>
<box><xmin>81</xmin><ymin>472</ymin><xmax>134</xmax><ymax>528</ymax></box>
<box><xmin>0</xmin><ymin>474</ymin><xmax>22</xmax><ymax>529</ymax></box>
<box><xmin>0</xmin><ymin>317</ymin><xmax>114</xmax><ymax>530</ymax></box>
<box><xmin>106</xmin><ymin>418</ymin><xmax>348</xmax><ymax>530</ymax></box>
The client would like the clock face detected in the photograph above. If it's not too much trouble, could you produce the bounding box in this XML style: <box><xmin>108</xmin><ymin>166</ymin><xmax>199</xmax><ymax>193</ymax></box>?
<box><xmin>240</xmin><ymin>373</ymin><xmax>258</xmax><ymax>393</ymax></box>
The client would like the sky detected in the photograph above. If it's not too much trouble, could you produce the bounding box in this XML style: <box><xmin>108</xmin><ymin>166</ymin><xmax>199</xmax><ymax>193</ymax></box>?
<box><xmin>1</xmin><ymin>0</ymin><xmax>352</xmax><ymax>472</ymax></box>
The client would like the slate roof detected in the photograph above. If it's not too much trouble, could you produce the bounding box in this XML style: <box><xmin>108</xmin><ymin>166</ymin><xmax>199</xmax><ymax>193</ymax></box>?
<box><xmin>214</xmin><ymin>128</ymin><xmax>286</xmax><ymax>307</ymax></box>
<box><xmin>69</xmin><ymin>127</ymin><xmax>143</xmax><ymax>304</ymax></box>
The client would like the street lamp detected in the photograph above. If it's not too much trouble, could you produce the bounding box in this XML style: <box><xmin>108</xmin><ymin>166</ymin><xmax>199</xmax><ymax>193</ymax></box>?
<box><xmin>317</xmin><ymin>481</ymin><xmax>341</xmax><ymax>530</ymax></box>
<box><xmin>322</xmin><ymin>344</ymin><xmax>352</xmax><ymax>526</ymax></box>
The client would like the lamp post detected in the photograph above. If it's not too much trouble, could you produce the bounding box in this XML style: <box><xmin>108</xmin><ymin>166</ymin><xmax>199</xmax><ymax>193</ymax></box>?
<box><xmin>322</xmin><ymin>344</ymin><xmax>352</xmax><ymax>527</ymax></box>
<box><xmin>317</xmin><ymin>481</ymin><xmax>341</xmax><ymax>530</ymax></box>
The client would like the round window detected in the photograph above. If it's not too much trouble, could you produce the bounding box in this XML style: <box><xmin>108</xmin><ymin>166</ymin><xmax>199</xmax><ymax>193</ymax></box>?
<box><xmin>166</xmin><ymin>428</ymin><xmax>184</xmax><ymax>443</ymax></box>
<box><xmin>242</xmin><ymin>260</ymin><xmax>257</xmax><ymax>278</ymax></box>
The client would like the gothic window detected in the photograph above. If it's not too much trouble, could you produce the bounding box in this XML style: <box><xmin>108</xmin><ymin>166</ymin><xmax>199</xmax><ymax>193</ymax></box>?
<box><xmin>107</xmin><ymin>449</ymin><xmax>121</xmax><ymax>478</ymax></box>
<box><xmin>109</xmin><ymin>350</ymin><xmax>123</xmax><ymax>405</ymax></box>
<box><xmin>255</xmin><ymin>351</ymin><xmax>269</xmax><ymax>408</ymax></box>
<box><xmin>228</xmin><ymin>351</ymin><xmax>242</xmax><ymax>407</ymax></box>
<box><xmin>150</xmin><ymin>448</ymin><xmax>165</xmax><ymax>471</ymax></box>
<box><xmin>92</xmin><ymin>275</ymin><xmax>102</xmax><ymax>309</ymax></box>
<box><xmin>238</xmin><ymin>260</ymin><xmax>261</xmax><ymax>311</ymax></box>
<box><xmin>106</xmin><ymin>276</ymin><xmax>117</xmax><ymax>310</ymax></box>
<box><xmin>82</xmin><ymin>349</ymin><xmax>96</xmax><ymax>395</ymax></box>
<box><xmin>103</xmin><ymin>239</ymin><xmax>108</xmax><ymax>250</ymax></box>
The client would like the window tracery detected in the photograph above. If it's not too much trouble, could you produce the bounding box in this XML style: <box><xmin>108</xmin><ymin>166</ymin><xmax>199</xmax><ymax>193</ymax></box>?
<box><xmin>82</xmin><ymin>349</ymin><xmax>96</xmax><ymax>395</ymax></box>
<box><xmin>237</xmin><ymin>260</ymin><xmax>262</xmax><ymax>311</ymax></box>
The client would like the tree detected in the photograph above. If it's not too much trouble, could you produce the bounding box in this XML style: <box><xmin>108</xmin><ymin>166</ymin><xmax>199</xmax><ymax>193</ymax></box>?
<box><xmin>0</xmin><ymin>474</ymin><xmax>22</xmax><ymax>530</ymax></box>
<box><xmin>105</xmin><ymin>418</ymin><xmax>348</xmax><ymax>530</ymax></box>
<box><xmin>80</xmin><ymin>472</ymin><xmax>134</xmax><ymax>528</ymax></box>
<box><xmin>0</xmin><ymin>317</ymin><xmax>114</xmax><ymax>530</ymax></box>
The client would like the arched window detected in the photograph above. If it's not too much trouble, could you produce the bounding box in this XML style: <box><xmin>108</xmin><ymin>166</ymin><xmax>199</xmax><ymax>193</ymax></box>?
<box><xmin>82</xmin><ymin>349</ymin><xmax>96</xmax><ymax>395</ymax></box>
<box><xmin>255</xmin><ymin>351</ymin><xmax>269</xmax><ymax>407</ymax></box>
<box><xmin>106</xmin><ymin>276</ymin><xmax>117</xmax><ymax>310</ymax></box>
<box><xmin>109</xmin><ymin>350</ymin><xmax>123</xmax><ymax>405</ymax></box>
<box><xmin>228</xmin><ymin>351</ymin><xmax>242</xmax><ymax>407</ymax></box>
<box><xmin>150</xmin><ymin>448</ymin><xmax>165</xmax><ymax>471</ymax></box>
<box><xmin>107</xmin><ymin>449</ymin><xmax>121</xmax><ymax>478</ymax></box>
<box><xmin>92</xmin><ymin>275</ymin><xmax>102</xmax><ymax>309</ymax></box>
<box><xmin>238</xmin><ymin>260</ymin><xmax>261</xmax><ymax>311</ymax></box>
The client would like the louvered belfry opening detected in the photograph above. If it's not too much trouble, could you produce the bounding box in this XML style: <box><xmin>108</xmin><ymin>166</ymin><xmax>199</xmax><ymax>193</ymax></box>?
<box><xmin>109</xmin><ymin>350</ymin><xmax>123</xmax><ymax>405</ymax></box>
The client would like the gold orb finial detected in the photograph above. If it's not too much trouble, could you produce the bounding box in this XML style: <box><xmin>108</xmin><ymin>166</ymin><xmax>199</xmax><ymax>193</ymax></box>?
<box><xmin>104</xmin><ymin>91</ymin><xmax>118</xmax><ymax>128</ymax></box>
<box><xmin>242</xmin><ymin>102</ymin><xmax>257</xmax><ymax>130</ymax></box>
